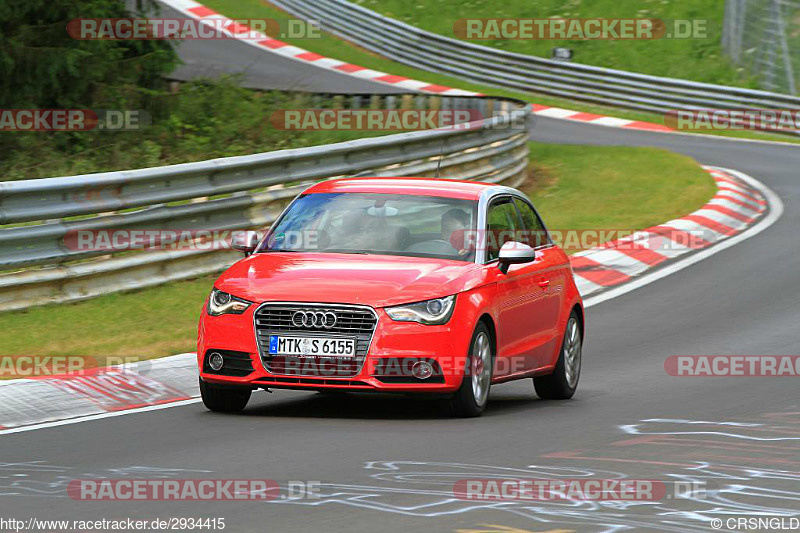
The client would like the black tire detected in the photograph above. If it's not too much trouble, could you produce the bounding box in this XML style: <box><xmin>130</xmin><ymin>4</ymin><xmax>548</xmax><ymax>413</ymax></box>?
<box><xmin>534</xmin><ymin>310</ymin><xmax>582</xmax><ymax>400</ymax></box>
<box><xmin>199</xmin><ymin>378</ymin><xmax>251</xmax><ymax>413</ymax></box>
<box><xmin>450</xmin><ymin>322</ymin><xmax>493</xmax><ymax>418</ymax></box>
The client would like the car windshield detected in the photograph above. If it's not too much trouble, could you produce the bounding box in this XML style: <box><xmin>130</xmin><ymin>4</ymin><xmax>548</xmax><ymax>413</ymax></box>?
<box><xmin>260</xmin><ymin>192</ymin><xmax>478</xmax><ymax>262</ymax></box>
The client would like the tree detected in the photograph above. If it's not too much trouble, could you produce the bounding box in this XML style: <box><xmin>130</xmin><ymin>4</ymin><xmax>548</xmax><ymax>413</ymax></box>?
<box><xmin>0</xmin><ymin>0</ymin><xmax>177</xmax><ymax>109</ymax></box>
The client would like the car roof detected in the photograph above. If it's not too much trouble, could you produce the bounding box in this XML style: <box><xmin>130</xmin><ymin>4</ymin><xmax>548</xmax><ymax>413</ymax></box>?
<box><xmin>304</xmin><ymin>177</ymin><xmax>499</xmax><ymax>200</ymax></box>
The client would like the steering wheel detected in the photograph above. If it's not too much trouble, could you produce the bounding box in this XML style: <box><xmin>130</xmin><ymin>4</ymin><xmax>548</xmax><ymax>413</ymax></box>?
<box><xmin>405</xmin><ymin>239</ymin><xmax>459</xmax><ymax>255</ymax></box>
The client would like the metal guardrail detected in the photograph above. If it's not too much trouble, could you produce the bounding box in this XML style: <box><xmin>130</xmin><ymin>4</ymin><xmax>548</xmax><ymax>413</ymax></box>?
<box><xmin>271</xmin><ymin>0</ymin><xmax>800</xmax><ymax>116</ymax></box>
<box><xmin>0</xmin><ymin>93</ymin><xmax>531</xmax><ymax>311</ymax></box>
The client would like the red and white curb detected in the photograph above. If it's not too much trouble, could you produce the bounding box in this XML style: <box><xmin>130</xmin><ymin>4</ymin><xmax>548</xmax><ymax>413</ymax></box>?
<box><xmin>570</xmin><ymin>166</ymin><xmax>768</xmax><ymax>297</ymax></box>
<box><xmin>0</xmin><ymin>354</ymin><xmax>198</xmax><ymax>435</ymax></box>
<box><xmin>162</xmin><ymin>0</ymin><xmax>478</xmax><ymax>96</ymax></box>
<box><xmin>532</xmin><ymin>104</ymin><xmax>674</xmax><ymax>133</ymax></box>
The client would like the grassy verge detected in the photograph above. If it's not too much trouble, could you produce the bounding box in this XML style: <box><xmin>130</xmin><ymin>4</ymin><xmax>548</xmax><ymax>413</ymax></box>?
<box><xmin>0</xmin><ymin>142</ymin><xmax>715</xmax><ymax>362</ymax></box>
<box><xmin>525</xmin><ymin>144</ymin><xmax>715</xmax><ymax>231</ymax></box>
<box><xmin>2</xmin><ymin>78</ymin><xmax>388</xmax><ymax>181</ymax></box>
<box><xmin>201</xmin><ymin>0</ymin><xmax>799</xmax><ymax>145</ymax></box>
<box><xmin>362</xmin><ymin>0</ymin><xmax>747</xmax><ymax>87</ymax></box>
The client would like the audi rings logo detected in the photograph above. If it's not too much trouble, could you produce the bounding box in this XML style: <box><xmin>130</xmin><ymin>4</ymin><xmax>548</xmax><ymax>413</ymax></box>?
<box><xmin>292</xmin><ymin>310</ymin><xmax>337</xmax><ymax>329</ymax></box>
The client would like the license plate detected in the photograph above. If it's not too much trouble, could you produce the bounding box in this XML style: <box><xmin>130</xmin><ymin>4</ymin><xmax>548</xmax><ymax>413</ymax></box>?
<box><xmin>268</xmin><ymin>335</ymin><xmax>356</xmax><ymax>358</ymax></box>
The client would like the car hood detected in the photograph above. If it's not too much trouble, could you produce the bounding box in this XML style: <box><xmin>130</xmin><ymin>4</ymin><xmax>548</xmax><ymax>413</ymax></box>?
<box><xmin>215</xmin><ymin>252</ymin><xmax>484</xmax><ymax>308</ymax></box>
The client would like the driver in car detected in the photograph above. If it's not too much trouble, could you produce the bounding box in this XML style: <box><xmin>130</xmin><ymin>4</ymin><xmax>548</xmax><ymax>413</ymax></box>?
<box><xmin>441</xmin><ymin>208</ymin><xmax>471</xmax><ymax>257</ymax></box>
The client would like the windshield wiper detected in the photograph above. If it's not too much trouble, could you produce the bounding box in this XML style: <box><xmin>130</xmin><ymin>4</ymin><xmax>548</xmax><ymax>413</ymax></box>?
<box><xmin>319</xmin><ymin>249</ymin><xmax>370</xmax><ymax>255</ymax></box>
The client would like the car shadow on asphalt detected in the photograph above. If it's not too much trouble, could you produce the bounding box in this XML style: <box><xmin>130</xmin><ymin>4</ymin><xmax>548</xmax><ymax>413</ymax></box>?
<box><xmin>220</xmin><ymin>390</ymin><xmax>565</xmax><ymax>420</ymax></box>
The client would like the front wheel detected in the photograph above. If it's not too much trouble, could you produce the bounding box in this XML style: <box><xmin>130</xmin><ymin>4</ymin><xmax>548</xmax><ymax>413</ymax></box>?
<box><xmin>534</xmin><ymin>311</ymin><xmax>582</xmax><ymax>400</ymax></box>
<box><xmin>450</xmin><ymin>322</ymin><xmax>493</xmax><ymax>417</ymax></box>
<box><xmin>199</xmin><ymin>378</ymin><xmax>251</xmax><ymax>413</ymax></box>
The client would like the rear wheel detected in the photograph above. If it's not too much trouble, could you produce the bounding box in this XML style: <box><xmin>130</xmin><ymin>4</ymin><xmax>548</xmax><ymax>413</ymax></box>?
<box><xmin>534</xmin><ymin>311</ymin><xmax>582</xmax><ymax>400</ymax></box>
<box><xmin>199</xmin><ymin>378</ymin><xmax>251</xmax><ymax>413</ymax></box>
<box><xmin>450</xmin><ymin>322</ymin><xmax>493</xmax><ymax>417</ymax></box>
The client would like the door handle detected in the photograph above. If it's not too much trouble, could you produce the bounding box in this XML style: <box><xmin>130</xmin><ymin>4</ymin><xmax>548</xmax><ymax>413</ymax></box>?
<box><xmin>538</xmin><ymin>280</ymin><xmax>550</xmax><ymax>288</ymax></box>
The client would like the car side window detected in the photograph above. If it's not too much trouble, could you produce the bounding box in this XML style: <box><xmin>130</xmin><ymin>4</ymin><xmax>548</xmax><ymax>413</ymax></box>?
<box><xmin>486</xmin><ymin>197</ymin><xmax>520</xmax><ymax>262</ymax></box>
<box><xmin>514</xmin><ymin>198</ymin><xmax>549</xmax><ymax>248</ymax></box>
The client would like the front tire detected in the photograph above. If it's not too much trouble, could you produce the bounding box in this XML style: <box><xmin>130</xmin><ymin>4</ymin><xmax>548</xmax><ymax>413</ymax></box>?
<box><xmin>450</xmin><ymin>322</ymin><xmax>493</xmax><ymax>417</ymax></box>
<box><xmin>534</xmin><ymin>311</ymin><xmax>582</xmax><ymax>400</ymax></box>
<box><xmin>199</xmin><ymin>378</ymin><xmax>251</xmax><ymax>413</ymax></box>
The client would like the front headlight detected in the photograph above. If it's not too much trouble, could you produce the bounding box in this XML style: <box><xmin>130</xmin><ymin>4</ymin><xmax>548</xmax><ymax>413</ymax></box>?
<box><xmin>207</xmin><ymin>289</ymin><xmax>252</xmax><ymax>316</ymax></box>
<box><xmin>385</xmin><ymin>295</ymin><xmax>456</xmax><ymax>325</ymax></box>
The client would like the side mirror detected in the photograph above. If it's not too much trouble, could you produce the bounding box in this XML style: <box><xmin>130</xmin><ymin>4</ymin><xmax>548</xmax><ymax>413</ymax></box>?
<box><xmin>497</xmin><ymin>241</ymin><xmax>536</xmax><ymax>274</ymax></box>
<box><xmin>231</xmin><ymin>231</ymin><xmax>261</xmax><ymax>256</ymax></box>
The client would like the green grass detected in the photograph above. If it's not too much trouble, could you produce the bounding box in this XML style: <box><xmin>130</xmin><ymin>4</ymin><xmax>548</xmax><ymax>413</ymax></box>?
<box><xmin>0</xmin><ymin>274</ymin><xmax>215</xmax><ymax>362</ymax></box>
<box><xmin>0</xmin><ymin>142</ymin><xmax>715</xmax><ymax>361</ymax></box>
<box><xmin>526</xmin><ymin>143</ymin><xmax>714</xmax><ymax>231</ymax></box>
<box><xmin>362</xmin><ymin>0</ymin><xmax>749</xmax><ymax>87</ymax></box>
<box><xmin>200</xmin><ymin>0</ymin><xmax>800</xmax><ymax>145</ymax></box>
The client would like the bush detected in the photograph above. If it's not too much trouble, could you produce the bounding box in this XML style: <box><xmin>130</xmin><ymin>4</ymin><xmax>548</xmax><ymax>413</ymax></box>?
<box><xmin>0</xmin><ymin>0</ymin><xmax>176</xmax><ymax>109</ymax></box>
<box><xmin>1</xmin><ymin>77</ymin><xmax>386</xmax><ymax>180</ymax></box>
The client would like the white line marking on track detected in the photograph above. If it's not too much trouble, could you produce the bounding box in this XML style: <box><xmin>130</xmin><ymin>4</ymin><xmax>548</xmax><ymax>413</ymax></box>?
<box><xmin>0</xmin><ymin>399</ymin><xmax>202</xmax><ymax>436</ymax></box>
<box><xmin>535</xmin><ymin>107</ymin><xmax>581</xmax><ymax>119</ymax></box>
<box><xmin>587</xmin><ymin>117</ymin><xmax>634</xmax><ymax>127</ymax></box>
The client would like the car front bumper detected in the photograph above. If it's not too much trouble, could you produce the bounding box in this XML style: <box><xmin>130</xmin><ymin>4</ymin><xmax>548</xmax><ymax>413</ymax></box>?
<box><xmin>198</xmin><ymin>301</ymin><xmax>474</xmax><ymax>394</ymax></box>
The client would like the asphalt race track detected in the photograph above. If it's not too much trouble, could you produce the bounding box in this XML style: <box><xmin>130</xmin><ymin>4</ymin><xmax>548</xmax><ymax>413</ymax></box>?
<box><xmin>2</xmin><ymin>41</ymin><xmax>799</xmax><ymax>533</ymax></box>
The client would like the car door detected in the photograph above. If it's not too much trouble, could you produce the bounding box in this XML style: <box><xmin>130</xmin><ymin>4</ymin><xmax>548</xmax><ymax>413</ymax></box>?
<box><xmin>484</xmin><ymin>196</ymin><xmax>550</xmax><ymax>377</ymax></box>
<box><xmin>513</xmin><ymin>197</ymin><xmax>568</xmax><ymax>368</ymax></box>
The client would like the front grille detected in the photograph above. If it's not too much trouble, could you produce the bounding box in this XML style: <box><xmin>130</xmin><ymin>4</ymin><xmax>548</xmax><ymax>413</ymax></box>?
<box><xmin>254</xmin><ymin>303</ymin><xmax>378</xmax><ymax>377</ymax></box>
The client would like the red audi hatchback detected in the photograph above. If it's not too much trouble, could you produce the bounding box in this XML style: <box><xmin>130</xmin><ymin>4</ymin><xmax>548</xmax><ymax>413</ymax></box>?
<box><xmin>198</xmin><ymin>178</ymin><xmax>584</xmax><ymax>417</ymax></box>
